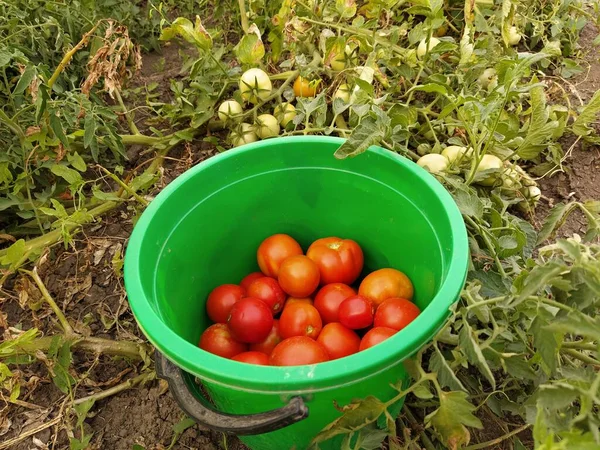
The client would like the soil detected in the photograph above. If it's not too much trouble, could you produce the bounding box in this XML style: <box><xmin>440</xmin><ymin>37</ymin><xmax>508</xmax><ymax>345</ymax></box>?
<box><xmin>1</xmin><ymin>19</ymin><xmax>599</xmax><ymax>450</ymax></box>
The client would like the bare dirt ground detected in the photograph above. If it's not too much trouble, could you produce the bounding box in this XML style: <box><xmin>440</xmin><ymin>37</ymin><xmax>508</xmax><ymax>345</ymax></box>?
<box><xmin>1</xmin><ymin>24</ymin><xmax>599</xmax><ymax>450</ymax></box>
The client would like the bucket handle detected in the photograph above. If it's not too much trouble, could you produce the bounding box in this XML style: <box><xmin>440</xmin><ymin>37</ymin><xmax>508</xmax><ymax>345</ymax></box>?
<box><xmin>155</xmin><ymin>351</ymin><xmax>309</xmax><ymax>435</ymax></box>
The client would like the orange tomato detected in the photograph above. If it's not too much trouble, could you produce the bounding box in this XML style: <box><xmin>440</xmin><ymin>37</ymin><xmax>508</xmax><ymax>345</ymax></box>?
<box><xmin>358</xmin><ymin>268</ymin><xmax>414</xmax><ymax>307</ymax></box>
<box><xmin>293</xmin><ymin>76</ymin><xmax>320</xmax><ymax>97</ymax></box>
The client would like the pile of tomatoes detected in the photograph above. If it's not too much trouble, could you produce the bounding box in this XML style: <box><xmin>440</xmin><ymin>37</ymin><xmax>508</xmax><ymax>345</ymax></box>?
<box><xmin>198</xmin><ymin>233</ymin><xmax>421</xmax><ymax>366</ymax></box>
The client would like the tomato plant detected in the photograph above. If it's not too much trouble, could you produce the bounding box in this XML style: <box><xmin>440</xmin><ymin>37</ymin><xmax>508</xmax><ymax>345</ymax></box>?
<box><xmin>359</xmin><ymin>327</ymin><xmax>397</xmax><ymax>351</ymax></box>
<box><xmin>313</xmin><ymin>283</ymin><xmax>356</xmax><ymax>324</ymax></box>
<box><xmin>306</xmin><ymin>237</ymin><xmax>364</xmax><ymax>285</ymax></box>
<box><xmin>256</xmin><ymin>234</ymin><xmax>303</xmax><ymax>278</ymax></box>
<box><xmin>270</xmin><ymin>337</ymin><xmax>329</xmax><ymax>366</ymax></box>
<box><xmin>358</xmin><ymin>268</ymin><xmax>414</xmax><ymax>307</ymax></box>
<box><xmin>227</xmin><ymin>298</ymin><xmax>274</xmax><ymax>344</ymax></box>
<box><xmin>279</xmin><ymin>303</ymin><xmax>323</xmax><ymax>340</ymax></box>
<box><xmin>249</xmin><ymin>320</ymin><xmax>281</xmax><ymax>356</ymax></box>
<box><xmin>316</xmin><ymin>323</ymin><xmax>360</xmax><ymax>360</ymax></box>
<box><xmin>373</xmin><ymin>298</ymin><xmax>421</xmax><ymax>331</ymax></box>
<box><xmin>278</xmin><ymin>255</ymin><xmax>320</xmax><ymax>298</ymax></box>
<box><xmin>199</xmin><ymin>324</ymin><xmax>247</xmax><ymax>358</ymax></box>
<box><xmin>246</xmin><ymin>277</ymin><xmax>286</xmax><ymax>314</ymax></box>
<box><xmin>206</xmin><ymin>284</ymin><xmax>245</xmax><ymax>324</ymax></box>
<box><xmin>338</xmin><ymin>295</ymin><xmax>374</xmax><ymax>330</ymax></box>
<box><xmin>232</xmin><ymin>351</ymin><xmax>270</xmax><ymax>365</ymax></box>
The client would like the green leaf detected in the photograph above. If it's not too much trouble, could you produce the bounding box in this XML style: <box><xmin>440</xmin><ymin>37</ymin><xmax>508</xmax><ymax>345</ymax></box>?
<box><xmin>49</xmin><ymin>113</ymin><xmax>70</xmax><ymax>149</ymax></box>
<box><xmin>546</xmin><ymin>311</ymin><xmax>600</xmax><ymax>341</ymax></box>
<box><xmin>84</xmin><ymin>114</ymin><xmax>96</xmax><ymax>150</ymax></box>
<box><xmin>412</xmin><ymin>382</ymin><xmax>434</xmax><ymax>399</ymax></box>
<box><xmin>51</xmin><ymin>165</ymin><xmax>83</xmax><ymax>185</ymax></box>
<box><xmin>537</xmin><ymin>203</ymin><xmax>575</xmax><ymax>244</ymax></box>
<box><xmin>132</xmin><ymin>445</ymin><xmax>146</xmax><ymax>450</ymax></box>
<box><xmin>336</xmin><ymin>0</ymin><xmax>357</xmax><ymax>19</ymax></box>
<box><xmin>173</xmin><ymin>416</ymin><xmax>196</xmax><ymax>434</ymax></box>
<box><xmin>453</xmin><ymin>188</ymin><xmax>484</xmax><ymax>218</ymax></box>
<box><xmin>334</xmin><ymin>115</ymin><xmax>389</xmax><ymax>159</ymax></box>
<box><xmin>517</xmin><ymin>84</ymin><xmax>555</xmax><ymax>160</ymax></box>
<box><xmin>235</xmin><ymin>28</ymin><xmax>265</xmax><ymax>65</ymax></box>
<box><xmin>459</xmin><ymin>319</ymin><xmax>496</xmax><ymax>388</ymax></box>
<box><xmin>67</xmin><ymin>152</ymin><xmax>86</xmax><ymax>172</ymax></box>
<box><xmin>70</xmin><ymin>434</ymin><xmax>92</xmax><ymax>450</ymax></box>
<box><xmin>503</xmin><ymin>355</ymin><xmax>537</xmax><ymax>380</ymax></box>
<box><xmin>13</xmin><ymin>65</ymin><xmax>36</xmax><ymax>95</ymax></box>
<box><xmin>410</xmin><ymin>83</ymin><xmax>447</xmax><ymax>95</ymax></box>
<box><xmin>73</xmin><ymin>399</ymin><xmax>96</xmax><ymax>428</ymax></box>
<box><xmin>311</xmin><ymin>396</ymin><xmax>387</xmax><ymax>445</ymax></box>
<box><xmin>573</xmin><ymin>89</ymin><xmax>600</xmax><ymax>137</ymax></box>
<box><xmin>429</xmin><ymin>347</ymin><xmax>467</xmax><ymax>392</ymax></box>
<box><xmin>0</xmin><ymin>239</ymin><xmax>26</xmax><ymax>267</ymax></box>
<box><xmin>160</xmin><ymin>17</ymin><xmax>212</xmax><ymax>50</ymax></box>
<box><xmin>425</xmin><ymin>391</ymin><xmax>482</xmax><ymax>448</ymax></box>
<box><xmin>513</xmin><ymin>261</ymin><xmax>565</xmax><ymax>306</ymax></box>
<box><xmin>537</xmin><ymin>385</ymin><xmax>579</xmax><ymax>410</ymax></box>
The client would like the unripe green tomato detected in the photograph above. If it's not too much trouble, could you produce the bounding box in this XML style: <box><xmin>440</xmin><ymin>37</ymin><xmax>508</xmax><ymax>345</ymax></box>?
<box><xmin>230</xmin><ymin>123</ymin><xmax>258</xmax><ymax>147</ymax></box>
<box><xmin>218</xmin><ymin>100</ymin><xmax>243</xmax><ymax>121</ymax></box>
<box><xmin>477</xmin><ymin>68</ymin><xmax>497</xmax><ymax>89</ymax></box>
<box><xmin>273</xmin><ymin>103</ymin><xmax>296</xmax><ymax>127</ymax></box>
<box><xmin>442</xmin><ymin>145</ymin><xmax>472</xmax><ymax>164</ymax></box>
<box><xmin>417</xmin><ymin>143</ymin><xmax>432</xmax><ymax>156</ymax></box>
<box><xmin>333</xmin><ymin>83</ymin><xmax>352</xmax><ymax>103</ymax></box>
<box><xmin>255</xmin><ymin>114</ymin><xmax>280</xmax><ymax>139</ymax></box>
<box><xmin>417</xmin><ymin>154</ymin><xmax>449</xmax><ymax>174</ymax></box>
<box><xmin>475</xmin><ymin>154</ymin><xmax>503</xmax><ymax>186</ymax></box>
<box><xmin>239</xmin><ymin>68</ymin><xmax>272</xmax><ymax>104</ymax></box>
<box><xmin>508</xmin><ymin>26</ymin><xmax>522</xmax><ymax>46</ymax></box>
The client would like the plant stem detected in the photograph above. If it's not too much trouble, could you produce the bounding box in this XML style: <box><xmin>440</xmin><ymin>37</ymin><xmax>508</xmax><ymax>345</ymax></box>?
<box><xmin>464</xmin><ymin>423</ymin><xmax>531</xmax><ymax>450</ymax></box>
<box><xmin>97</xmin><ymin>165</ymin><xmax>149</xmax><ymax>206</ymax></box>
<box><xmin>47</xmin><ymin>22</ymin><xmax>101</xmax><ymax>90</ymax></box>
<box><xmin>0</xmin><ymin>109</ymin><xmax>25</xmax><ymax>140</ymax></box>
<box><xmin>73</xmin><ymin>371</ymin><xmax>155</xmax><ymax>405</ymax></box>
<box><xmin>562</xmin><ymin>341</ymin><xmax>598</xmax><ymax>351</ymax></box>
<box><xmin>561</xmin><ymin>348</ymin><xmax>600</xmax><ymax>366</ymax></box>
<box><xmin>403</xmin><ymin>407</ymin><xmax>436</xmax><ymax>450</ymax></box>
<box><xmin>237</xmin><ymin>0</ymin><xmax>250</xmax><ymax>33</ymax></box>
<box><xmin>114</xmin><ymin>89</ymin><xmax>140</xmax><ymax>135</ymax></box>
<box><xmin>0</xmin><ymin>415</ymin><xmax>62</xmax><ymax>450</ymax></box>
<box><xmin>21</xmin><ymin>267</ymin><xmax>74</xmax><ymax>336</ymax></box>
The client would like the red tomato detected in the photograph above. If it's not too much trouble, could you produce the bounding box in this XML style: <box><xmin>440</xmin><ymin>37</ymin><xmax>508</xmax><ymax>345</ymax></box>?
<box><xmin>249</xmin><ymin>320</ymin><xmax>281</xmax><ymax>356</ymax></box>
<box><xmin>313</xmin><ymin>283</ymin><xmax>356</xmax><ymax>324</ymax></box>
<box><xmin>359</xmin><ymin>327</ymin><xmax>397</xmax><ymax>351</ymax></box>
<box><xmin>247</xmin><ymin>277</ymin><xmax>286</xmax><ymax>314</ymax></box>
<box><xmin>232</xmin><ymin>351</ymin><xmax>270</xmax><ymax>365</ymax></box>
<box><xmin>283</xmin><ymin>297</ymin><xmax>313</xmax><ymax>310</ymax></box>
<box><xmin>270</xmin><ymin>336</ymin><xmax>329</xmax><ymax>366</ymax></box>
<box><xmin>358</xmin><ymin>268</ymin><xmax>414</xmax><ymax>307</ymax></box>
<box><xmin>278</xmin><ymin>255</ymin><xmax>320</xmax><ymax>298</ymax></box>
<box><xmin>316</xmin><ymin>323</ymin><xmax>360</xmax><ymax>360</ymax></box>
<box><xmin>374</xmin><ymin>298</ymin><xmax>421</xmax><ymax>331</ymax></box>
<box><xmin>279</xmin><ymin>303</ymin><xmax>323</xmax><ymax>339</ymax></box>
<box><xmin>240</xmin><ymin>272</ymin><xmax>264</xmax><ymax>291</ymax></box>
<box><xmin>306</xmin><ymin>237</ymin><xmax>364</xmax><ymax>285</ymax></box>
<box><xmin>206</xmin><ymin>284</ymin><xmax>245</xmax><ymax>324</ymax></box>
<box><xmin>338</xmin><ymin>295</ymin><xmax>374</xmax><ymax>330</ymax></box>
<box><xmin>227</xmin><ymin>298</ymin><xmax>274</xmax><ymax>344</ymax></box>
<box><xmin>257</xmin><ymin>234</ymin><xmax>303</xmax><ymax>278</ymax></box>
<box><xmin>199</xmin><ymin>324</ymin><xmax>247</xmax><ymax>358</ymax></box>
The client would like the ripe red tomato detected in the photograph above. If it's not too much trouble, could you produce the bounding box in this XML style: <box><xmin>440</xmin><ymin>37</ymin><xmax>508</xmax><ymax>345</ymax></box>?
<box><xmin>206</xmin><ymin>284</ymin><xmax>245</xmax><ymax>324</ymax></box>
<box><xmin>358</xmin><ymin>268</ymin><xmax>414</xmax><ymax>307</ymax></box>
<box><xmin>359</xmin><ymin>327</ymin><xmax>397</xmax><ymax>351</ymax></box>
<box><xmin>232</xmin><ymin>351</ymin><xmax>270</xmax><ymax>365</ymax></box>
<box><xmin>374</xmin><ymin>298</ymin><xmax>421</xmax><ymax>331</ymax></box>
<box><xmin>257</xmin><ymin>234</ymin><xmax>303</xmax><ymax>278</ymax></box>
<box><xmin>247</xmin><ymin>277</ymin><xmax>286</xmax><ymax>315</ymax></box>
<box><xmin>283</xmin><ymin>297</ymin><xmax>313</xmax><ymax>310</ymax></box>
<box><xmin>199</xmin><ymin>324</ymin><xmax>247</xmax><ymax>358</ymax></box>
<box><xmin>313</xmin><ymin>283</ymin><xmax>356</xmax><ymax>324</ymax></box>
<box><xmin>278</xmin><ymin>255</ymin><xmax>320</xmax><ymax>298</ymax></box>
<box><xmin>279</xmin><ymin>303</ymin><xmax>323</xmax><ymax>339</ymax></box>
<box><xmin>316</xmin><ymin>323</ymin><xmax>360</xmax><ymax>360</ymax></box>
<box><xmin>306</xmin><ymin>237</ymin><xmax>364</xmax><ymax>285</ymax></box>
<box><xmin>270</xmin><ymin>336</ymin><xmax>329</xmax><ymax>366</ymax></box>
<box><xmin>338</xmin><ymin>295</ymin><xmax>374</xmax><ymax>330</ymax></box>
<box><xmin>240</xmin><ymin>272</ymin><xmax>264</xmax><ymax>291</ymax></box>
<box><xmin>249</xmin><ymin>320</ymin><xmax>281</xmax><ymax>356</ymax></box>
<box><xmin>227</xmin><ymin>298</ymin><xmax>274</xmax><ymax>344</ymax></box>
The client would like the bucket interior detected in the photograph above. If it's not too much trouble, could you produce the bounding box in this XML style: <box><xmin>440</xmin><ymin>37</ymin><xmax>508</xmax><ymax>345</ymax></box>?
<box><xmin>128</xmin><ymin>137</ymin><xmax>466</xmax><ymax>386</ymax></box>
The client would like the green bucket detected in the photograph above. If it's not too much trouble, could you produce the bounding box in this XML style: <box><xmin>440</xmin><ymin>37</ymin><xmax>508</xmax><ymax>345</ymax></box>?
<box><xmin>124</xmin><ymin>136</ymin><xmax>468</xmax><ymax>450</ymax></box>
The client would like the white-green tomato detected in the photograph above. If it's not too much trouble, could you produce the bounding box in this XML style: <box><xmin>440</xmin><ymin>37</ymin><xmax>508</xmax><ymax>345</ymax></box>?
<box><xmin>474</xmin><ymin>154</ymin><xmax>503</xmax><ymax>186</ymax></box>
<box><xmin>477</xmin><ymin>68</ymin><xmax>497</xmax><ymax>90</ymax></box>
<box><xmin>417</xmin><ymin>154</ymin><xmax>449</xmax><ymax>174</ymax></box>
<box><xmin>333</xmin><ymin>83</ymin><xmax>352</xmax><ymax>103</ymax></box>
<box><xmin>255</xmin><ymin>114</ymin><xmax>280</xmax><ymax>139</ymax></box>
<box><xmin>239</xmin><ymin>68</ymin><xmax>272</xmax><ymax>104</ymax></box>
<box><xmin>217</xmin><ymin>100</ymin><xmax>243</xmax><ymax>121</ymax></box>
<box><xmin>230</xmin><ymin>123</ymin><xmax>258</xmax><ymax>147</ymax></box>
<box><xmin>441</xmin><ymin>145</ymin><xmax>472</xmax><ymax>164</ymax></box>
<box><xmin>417</xmin><ymin>37</ymin><xmax>441</xmax><ymax>58</ymax></box>
<box><xmin>508</xmin><ymin>26</ymin><xmax>522</xmax><ymax>46</ymax></box>
<box><xmin>273</xmin><ymin>103</ymin><xmax>296</xmax><ymax>127</ymax></box>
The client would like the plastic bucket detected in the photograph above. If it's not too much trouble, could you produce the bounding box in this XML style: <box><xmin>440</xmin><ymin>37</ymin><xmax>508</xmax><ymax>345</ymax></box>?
<box><xmin>124</xmin><ymin>136</ymin><xmax>468</xmax><ymax>450</ymax></box>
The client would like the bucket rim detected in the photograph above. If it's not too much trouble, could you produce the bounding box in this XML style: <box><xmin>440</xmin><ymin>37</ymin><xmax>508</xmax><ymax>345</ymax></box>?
<box><xmin>124</xmin><ymin>135</ymin><xmax>469</xmax><ymax>391</ymax></box>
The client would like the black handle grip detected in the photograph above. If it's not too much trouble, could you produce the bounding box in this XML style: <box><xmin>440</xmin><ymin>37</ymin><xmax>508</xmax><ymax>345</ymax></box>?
<box><xmin>154</xmin><ymin>351</ymin><xmax>309</xmax><ymax>435</ymax></box>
